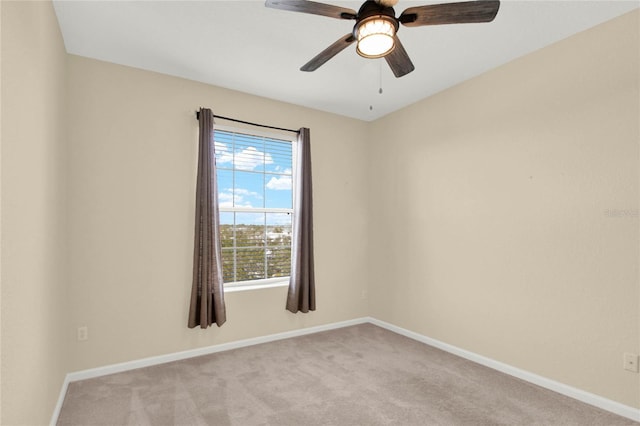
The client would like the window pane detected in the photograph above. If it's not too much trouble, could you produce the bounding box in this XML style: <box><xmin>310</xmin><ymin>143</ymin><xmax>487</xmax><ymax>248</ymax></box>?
<box><xmin>236</xmin><ymin>248</ymin><xmax>265</xmax><ymax>281</ymax></box>
<box><xmin>214</xmin><ymin>129</ymin><xmax>293</xmax><ymax>285</ymax></box>
<box><xmin>219</xmin><ymin>212</ymin><xmax>234</xmax><ymax>248</ymax></box>
<box><xmin>220</xmin><ymin>211</ymin><xmax>234</xmax><ymax>225</ymax></box>
<box><xmin>217</xmin><ymin>169</ymin><xmax>234</xmax><ymax>208</ymax></box>
<box><xmin>264</xmin><ymin>139</ymin><xmax>292</xmax><ymax>174</ymax></box>
<box><xmin>221</xmin><ymin>248</ymin><xmax>235</xmax><ymax>283</ymax></box>
<box><xmin>214</xmin><ymin>132</ymin><xmax>234</xmax><ymax>169</ymax></box>
<box><xmin>266</xmin><ymin>213</ymin><xmax>292</xmax><ymax>247</ymax></box>
<box><xmin>265</xmin><ymin>174</ymin><xmax>292</xmax><ymax>209</ymax></box>
<box><xmin>235</xmin><ymin>212</ymin><xmax>264</xmax><ymax>247</ymax></box>
<box><xmin>234</xmin><ymin>134</ymin><xmax>266</xmax><ymax>172</ymax></box>
<box><xmin>234</xmin><ymin>171</ymin><xmax>264</xmax><ymax>208</ymax></box>
<box><xmin>267</xmin><ymin>247</ymin><xmax>291</xmax><ymax>278</ymax></box>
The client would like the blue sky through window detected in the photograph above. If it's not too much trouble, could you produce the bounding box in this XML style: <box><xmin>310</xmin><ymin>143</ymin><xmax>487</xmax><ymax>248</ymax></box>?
<box><xmin>215</xmin><ymin>130</ymin><xmax>293</xmax><ymax>226</ymax></box>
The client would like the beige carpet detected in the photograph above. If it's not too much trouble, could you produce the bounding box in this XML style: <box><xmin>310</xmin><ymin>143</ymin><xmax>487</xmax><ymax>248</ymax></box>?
<box><xmin>57</xmin><ymin>324</ymin><xmax>638</xmax><ymax>425</ymax></box>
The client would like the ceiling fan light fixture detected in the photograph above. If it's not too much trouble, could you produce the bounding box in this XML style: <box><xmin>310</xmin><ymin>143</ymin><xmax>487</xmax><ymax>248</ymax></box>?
<box><xmin>355</xmin><ymin>16</ymin><xmax>396</xmax><ymax>58</ymax></box>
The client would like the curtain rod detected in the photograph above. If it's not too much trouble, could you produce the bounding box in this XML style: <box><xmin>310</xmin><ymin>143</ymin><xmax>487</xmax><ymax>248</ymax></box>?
<box><xmin>195</xmin><ymin>111</ymin><xmax>299</xmax><ymax>134</ymax></box>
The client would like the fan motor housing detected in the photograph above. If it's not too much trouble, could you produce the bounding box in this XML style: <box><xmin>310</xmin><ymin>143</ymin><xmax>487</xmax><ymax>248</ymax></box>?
<box><xmin>355</xmin><ymin>0</ymin><xmax>398</xmax><ymax>25</ymax></box>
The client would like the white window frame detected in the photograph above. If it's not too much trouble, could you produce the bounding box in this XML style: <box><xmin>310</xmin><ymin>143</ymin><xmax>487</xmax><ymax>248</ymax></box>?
<box><xmin>214</xmin><ymin>124</ymin><xmax>297</xmax><ymax>291</ymax></box>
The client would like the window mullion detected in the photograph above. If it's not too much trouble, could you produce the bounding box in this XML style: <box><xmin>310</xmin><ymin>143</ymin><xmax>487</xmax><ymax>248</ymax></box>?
<box><xmin>232</xmin><ymin>133</ymin><xmax>237</xmax><ymax>283</ymax></box>
<box><xmin>263</xmin><ymin>212</ymin><xmax>268</xmax><ymax>279</ymax></box>
<box><xmin>233</xmin><ymin>212</ymin><xmax>237</xmax><ymax>283</ymax></box>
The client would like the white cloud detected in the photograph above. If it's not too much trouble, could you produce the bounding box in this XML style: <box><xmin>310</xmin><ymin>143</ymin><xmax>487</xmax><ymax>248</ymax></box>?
<box><xmin>266</xmin><ymin>175</ymin><xmax>292</xmax><ymax>190</ymax></box>
<box><xmin>215</xmin><ymin>142</ymin><xmax>233</xmax><ymax>165</ymax></box>
<box><xmin>235</xmin><ymin>188</ymin><xmax>262</xmax><ymax>198</ymax></box>
<box><xmin>218</xmin><ymin>191</ymin><xmax>243</xmax><ymax>208</ymax></box>
<box><xmin>216</xmin><ymin>143</ymin><xmax>274</xmax><ymax>171</ymax></box>
<box><xmin>217</xmin><ymin>187</ymin><xmax>261</xmax><ymax>208</ymax></box>
<box><xmin>235</xmin><ymin>147</ymin><xmax>273</xmax><ymax>170</ymax></box>
<box><xmin>273</xmin><ymin>165</ymin><xmax>292</xmax><ymax>173</ymax></box>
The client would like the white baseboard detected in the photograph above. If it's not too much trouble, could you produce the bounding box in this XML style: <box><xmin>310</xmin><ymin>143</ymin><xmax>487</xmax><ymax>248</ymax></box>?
<box><xmin>52</xmin><ymin>316</ymin><xmax>640</xmax><ymax>424</ymax></box>
<box><xmin>50</xmin><ymin>317</ymin><xmax>369</xmax><ymax>425</ymax></box>
<box><xmin>367</xmin><ymin>317</ymin><xmax>640</xmax><ymax>423</ymax></box>
<box><xmin>50</xmin><ymin>375</ymin><xmax>70</xmax><ymax>426</ymax></box>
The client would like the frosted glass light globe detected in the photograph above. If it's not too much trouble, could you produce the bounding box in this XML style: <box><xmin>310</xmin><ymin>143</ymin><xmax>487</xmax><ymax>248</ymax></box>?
<box><xmin>356</xmin><ymin>18</ymin><xmax>395</xmax><ymax>58</ymax></box>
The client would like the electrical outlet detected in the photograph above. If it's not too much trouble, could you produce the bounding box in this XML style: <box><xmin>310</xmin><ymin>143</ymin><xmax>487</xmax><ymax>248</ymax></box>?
<box><xmin>623</xmin><ymin>353</ymin><xmax>638</xmax><ymax>373</ymax></box>
<box><xmin>77</xmin><ymin>326</ymin><xmax>88</xmax><ymax>342</ymax></box>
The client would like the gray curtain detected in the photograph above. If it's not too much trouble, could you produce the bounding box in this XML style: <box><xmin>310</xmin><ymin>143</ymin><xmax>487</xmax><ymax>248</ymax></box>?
<box><xmin>287</xmin><ymin>128</ymin><xmax>316</xmax><ymax>313</ymax></box>
<box><xmin>188</xmin><ymin>108</ymin><xmax>227</xmax><ymax>328</ymax></box>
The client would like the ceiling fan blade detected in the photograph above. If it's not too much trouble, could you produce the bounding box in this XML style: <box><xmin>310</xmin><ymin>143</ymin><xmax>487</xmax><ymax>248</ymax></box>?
<box><xmin>385</xmin><ymin>36</ymin><xmax>415</xmax><ymax>78</ymax></box>
<box><xmin>399</xmin><ymin>0</ymin><xmax>500</xmax><ymax>27</ymax></box>
<box><xmin>265</xmin><ymin>0</ymin><xmax>357</xmax><ymax>20</ymax></box>
<box><xmin>301</xmin><ymin>33</ymin><xmax>356</xmax><ymax>72</ymax></box>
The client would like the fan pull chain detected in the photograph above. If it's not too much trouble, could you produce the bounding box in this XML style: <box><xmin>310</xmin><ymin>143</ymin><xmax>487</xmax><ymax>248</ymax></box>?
<box><xmin>370</xmin><ymin>60</ymin><xmax>384</xmax><ymax>111</ymax></box>
<box><xmin>379</xmin><ymin>59</ymin><xmax>383</xmax><ymax>94</ymax></box>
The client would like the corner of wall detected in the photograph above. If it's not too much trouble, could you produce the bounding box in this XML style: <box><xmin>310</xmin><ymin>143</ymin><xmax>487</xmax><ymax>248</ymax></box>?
<box><xmin>1</xmin><ymin>0</ymin><xmax>70</xmax><ymax>424</ymax></box>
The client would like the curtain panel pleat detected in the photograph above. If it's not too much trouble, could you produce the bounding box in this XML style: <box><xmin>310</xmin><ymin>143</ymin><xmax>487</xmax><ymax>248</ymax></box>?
<box><xmin>188</xmin><ymin>108</ymin><xmax>227</xmax><ymax>328</ymax></box>
<box><xmin>287</xmin><ymin>128</ymin><xmax>316</xmax><ymax>313</ymax></box>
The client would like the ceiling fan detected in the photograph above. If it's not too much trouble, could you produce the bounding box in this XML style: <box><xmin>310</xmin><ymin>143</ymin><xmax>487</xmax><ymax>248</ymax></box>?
<box><xmin>265</xmin><ymin>0</ymin><xmax>500</xmax><ymax>78</ymax></box>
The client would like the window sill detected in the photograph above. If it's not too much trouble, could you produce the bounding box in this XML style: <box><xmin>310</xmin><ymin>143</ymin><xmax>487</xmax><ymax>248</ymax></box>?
<box><xmin>224</xmin><ymin>279</ymin><xmax>289</xmax><ymax>293</ymax></box>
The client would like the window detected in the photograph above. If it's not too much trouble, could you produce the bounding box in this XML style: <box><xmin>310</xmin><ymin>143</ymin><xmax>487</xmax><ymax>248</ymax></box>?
<box><xmin>214</xmin><ymin>126</ymin><xmax>295</xmax><ymax>287</ymax></box>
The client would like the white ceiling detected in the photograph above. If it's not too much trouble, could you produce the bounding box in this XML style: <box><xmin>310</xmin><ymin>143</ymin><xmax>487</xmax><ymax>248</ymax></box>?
<box><xmin>52</xmin><ymin>0</ymin><xmax>638</xmax><ymax>121</ymax></box>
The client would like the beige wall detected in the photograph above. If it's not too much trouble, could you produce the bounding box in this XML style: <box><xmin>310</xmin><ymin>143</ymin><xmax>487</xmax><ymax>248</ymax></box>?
<box><xmin>65</xmin><ymin>55</ymin><xmax>370</xmax><ymax>370</ymax></box>
<box><xmin>1</xmin><ymin>1</ymin><xmax>638</xmax><ymax>423</ymax></box>
<box><xmin>367</xmin><ymin>10</ymin><xmax>640</xmax><ymax>409</ymax></box>
<box><xmin>0</xmin><ymin>0</ymin><xmax>4</xmax><ymax>421</ymax></box>
<box><xmin>1</xmin><ymin>1</ymin><xmax>69</xmax><ymax>424</ymax></box>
